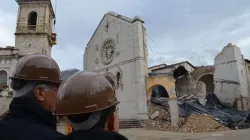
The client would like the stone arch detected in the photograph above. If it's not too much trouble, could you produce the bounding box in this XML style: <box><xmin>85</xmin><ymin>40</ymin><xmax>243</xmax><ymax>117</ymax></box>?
<box><xmin>0</xmin><ymin>70</ymin><xmax>7</xmax><ymax>90</ymax></box>
<box><xmin>195</xmin><ymin>73</ymin><xmax>214</xmax><ymax>93</ymax></box>
<box><xmin>28</xmin><ymin>11</ymin><xmax>37</xmax><ymax>30</ymax></box>
<box><xmin>104</xmin><ymin>72</ymin><xmax>117</xmax><ymax>88</ymax></box>
<box><xmin>150</xmin><ymin>84</ymin><xmax>169</xmax><ymax>98</ymax></box>
<box><xmin>146</xmin><ymin>75</ymin><xmax>176</xmax><ymax>100</ymax></box>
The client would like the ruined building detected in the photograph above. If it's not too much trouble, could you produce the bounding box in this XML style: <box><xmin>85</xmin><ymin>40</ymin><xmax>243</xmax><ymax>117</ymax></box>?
<box><xmin>214</xmin><ymin>43</ymin><xmax>250</xmax><ymax>111</ymax></box>
<box><xmin>148</xmin><ymin>43</ymin><xmax>250</xmax><ymax>111</ymax></box>
<box><xmin>148</xmin><ymin>61</ymin><xmax>196</xmax><ymax>97</ymax></box>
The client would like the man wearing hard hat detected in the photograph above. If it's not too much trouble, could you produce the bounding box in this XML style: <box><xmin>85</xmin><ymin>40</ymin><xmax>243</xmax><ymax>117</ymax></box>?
<box><xmin>0</xmin><ymin>54</ymin><xmax>64</xmax><ymax>140</ymax></box>
<box><xmin>54</xmin><ymin>71</ymin><xmax>128</xmax><ymax>140</ymax></box>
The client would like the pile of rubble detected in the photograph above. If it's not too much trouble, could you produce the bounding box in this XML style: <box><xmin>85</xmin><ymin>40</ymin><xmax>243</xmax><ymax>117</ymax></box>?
<box><xmin>145</xmin><ymin>100</ymin><xmax>229</xmax><ymax>132</ymax></box>
<box><xmin>144</xmin><ymin>100</ymin><xmax>185</xmax><ymax>131</ymax></box>
<box><xmin>147</xmin><ymin>101</ymin><xmax>170</xmax><ymax>121</ymax></box>
<box><xmin>180</xmin><ymin>115</ymin><xmax>229</xmax><ymax>132</ymax></box>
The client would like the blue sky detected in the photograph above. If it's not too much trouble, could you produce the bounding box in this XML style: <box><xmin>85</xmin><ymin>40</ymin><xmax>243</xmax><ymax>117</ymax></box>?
<box><xmin>1</xmin><ymin>0</ymin><xmax>250</xmax><ymax>70</ymax></box>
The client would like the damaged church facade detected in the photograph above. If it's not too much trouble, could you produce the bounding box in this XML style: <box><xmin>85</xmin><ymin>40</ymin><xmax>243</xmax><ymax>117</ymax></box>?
<box><xmin>84</xmin><ymin>12</ymin><xmax>149</xmax><ymax>120</ymax></box>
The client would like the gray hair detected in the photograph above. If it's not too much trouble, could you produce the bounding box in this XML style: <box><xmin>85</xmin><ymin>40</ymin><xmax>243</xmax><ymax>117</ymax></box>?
<box><xmin>13</xmin><ymin>83</ymin><xmax>51</xmax><ymax>98</ymax></box>
<box><xmin>35</xmin><ymin>84</ymin><xmax>51</xmax><ymax>90</ymax></box>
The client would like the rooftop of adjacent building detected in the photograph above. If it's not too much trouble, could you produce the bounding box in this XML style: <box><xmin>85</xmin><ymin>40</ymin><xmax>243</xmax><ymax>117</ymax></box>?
<box><xmin>0</xmin><ymin>46</ymin><xmax>17</xmax><ymax>50</ymax></box>
<box><xmin>148</xmin><ymin>61</ymin><xmax>196</xmax><ymax>71</ymax></box>
<box><xmin>0</xmin><ymin>46</ymin><xmax>19</xmax><ymax>56</ymax></box>
<box><xmin>245</xmin><ymin>59</ymin><xmax>250</xmax><ymax>64</ymax></box>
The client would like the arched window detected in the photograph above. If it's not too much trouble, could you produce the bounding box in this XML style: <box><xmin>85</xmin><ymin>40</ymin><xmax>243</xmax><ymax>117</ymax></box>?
<box><xmin>28</xmin><ymin>11</ymin><xmax>38</xmax><ymax>30</ymax></box>
<box><xmin>116</xmin><ymin>72</ymin><xmax>121</xmax><ymax>86</ymax></box>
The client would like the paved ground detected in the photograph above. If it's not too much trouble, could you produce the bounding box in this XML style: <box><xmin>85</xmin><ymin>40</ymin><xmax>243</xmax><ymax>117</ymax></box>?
<box><xmin>119</xmin><ymin>129</ymin><xmax>250</xmax><ymax>140</ymax></box>
<box><xmin>57</xmin><ymin>125</ymin><xmax>250</xmax><ymax>140</ymax></box>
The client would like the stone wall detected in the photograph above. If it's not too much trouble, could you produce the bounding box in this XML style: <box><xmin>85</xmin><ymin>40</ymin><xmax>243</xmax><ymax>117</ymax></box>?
<box><xmin>175</xmin><ymin>74</ymin><xmax>191</xmax><ymax>97</ymax></box>
<box><xmin>244</xmin><ymin>60</ymin><xmax>250</xmax><ymax>96</ymax></box>
<box><xmin>15</xmin><ymin>34</ymin><xmax>51</xmax><ymax>56</ymax></box>
<box><xmin>214</xmin><ymin>43</ymin><xmax>250</xmax><ymax>110</ymax></box>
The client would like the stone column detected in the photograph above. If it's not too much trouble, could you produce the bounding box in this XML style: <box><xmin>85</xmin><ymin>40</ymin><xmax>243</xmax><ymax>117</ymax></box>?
<box><xmin>197</xmin><ymin>81</ymin><xmax>207</xmax><ymax>106</ymax></box>
<box><xmin>169</xmin><ymin>98</ymin><xmax>179</xmax><ymax>126</ymax></box>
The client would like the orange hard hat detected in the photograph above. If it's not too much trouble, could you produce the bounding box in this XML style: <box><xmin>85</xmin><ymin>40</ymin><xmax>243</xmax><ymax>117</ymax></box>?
<box><xmin>10</xmin><ymin>53</ymin><xmax>61</xmax><ymax>84</ymax></box>
<box><xmin>54</xmin><ymin>71</ymin><xmax>119</xmax><ymax>116</ymax></box>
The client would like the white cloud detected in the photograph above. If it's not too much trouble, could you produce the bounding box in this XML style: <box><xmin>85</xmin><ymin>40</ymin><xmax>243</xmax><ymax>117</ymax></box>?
<box><xmin>148</xmin><ymin>10</ymin><xmax>250</xmax><ymax>66</ymax></box>
<box><xmin>0</xmin><ymin>9</ymin><xmax>15</xmax><ymax>47</ymax></box>
<box><xmin>1</xmin><ymin>0</ymin><xmax>250</xmax><ymax>70</ymax></box>
<box><xmin>236</xmin><ymin>38</ymin><xmax>250</xmax><ymax>58</ymax></box>
<box><xmin>52</xmin><ymin>44</ymin><xmax>83</xmax><ymax>71</ymax></box>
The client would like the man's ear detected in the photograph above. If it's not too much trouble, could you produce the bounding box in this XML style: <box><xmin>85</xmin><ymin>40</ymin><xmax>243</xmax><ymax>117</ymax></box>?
<box><xmin>34</xmin><ymin>87</ymin><xmax>45</xmax><ymax>102</ymax></box>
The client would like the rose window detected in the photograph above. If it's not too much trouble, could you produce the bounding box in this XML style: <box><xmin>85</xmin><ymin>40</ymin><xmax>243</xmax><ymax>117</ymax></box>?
<box><xmin>101</xmin><ymin>40</ymin><xmax>115</xmax><ymax>64</ymax></box>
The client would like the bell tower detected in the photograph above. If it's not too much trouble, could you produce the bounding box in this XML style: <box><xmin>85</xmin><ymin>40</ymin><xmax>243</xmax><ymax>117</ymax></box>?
<box><xmin>15</xmin><ymin>0</ymin><xmax>57</xmax><ymax>57</ymax></box>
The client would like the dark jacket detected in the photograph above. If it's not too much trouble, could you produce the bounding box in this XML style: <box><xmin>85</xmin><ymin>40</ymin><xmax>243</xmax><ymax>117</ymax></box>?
<box><xmin>62</xmin><ymin>129</ymin><xmax>128</xmax><ymax>140</ymax></box>
<box><xmin>0</xmin><ymin>97</ymin><xmax>64</xmax><ymax>140</ymax></box>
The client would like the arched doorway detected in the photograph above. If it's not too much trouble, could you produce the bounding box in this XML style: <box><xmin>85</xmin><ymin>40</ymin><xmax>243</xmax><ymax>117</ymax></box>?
<box><xmin>173</xmin><ymin>66</ymin><xmax>189</xmax><ymax>97</ymax></box>
<box><xmin>197</xmin><ymin>74</ymin><xmax>214</xmax><ymax>93</ymax></box>
<box><xmin>0</xmin><ymin>70</ymin><xmax>7</xmax><ymax>90</ymax></box>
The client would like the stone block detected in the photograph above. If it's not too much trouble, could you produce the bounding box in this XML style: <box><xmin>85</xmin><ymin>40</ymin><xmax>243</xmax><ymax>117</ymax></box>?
<box><xmin>150</xmin><ymin>111</ymin><xmax>160</xmax><ymax>119</ymax></box>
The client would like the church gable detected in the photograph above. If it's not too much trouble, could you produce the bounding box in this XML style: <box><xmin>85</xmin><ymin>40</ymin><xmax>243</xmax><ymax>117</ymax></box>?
<box><xmin>85</xmin><ymin>11</ymin><xmax>145</xmax><ymax>72</ymax></box>
<box><xmin>87</xmin><ymin>11</ymin><xmax>142</xmax><ymax>48</ymax></box>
